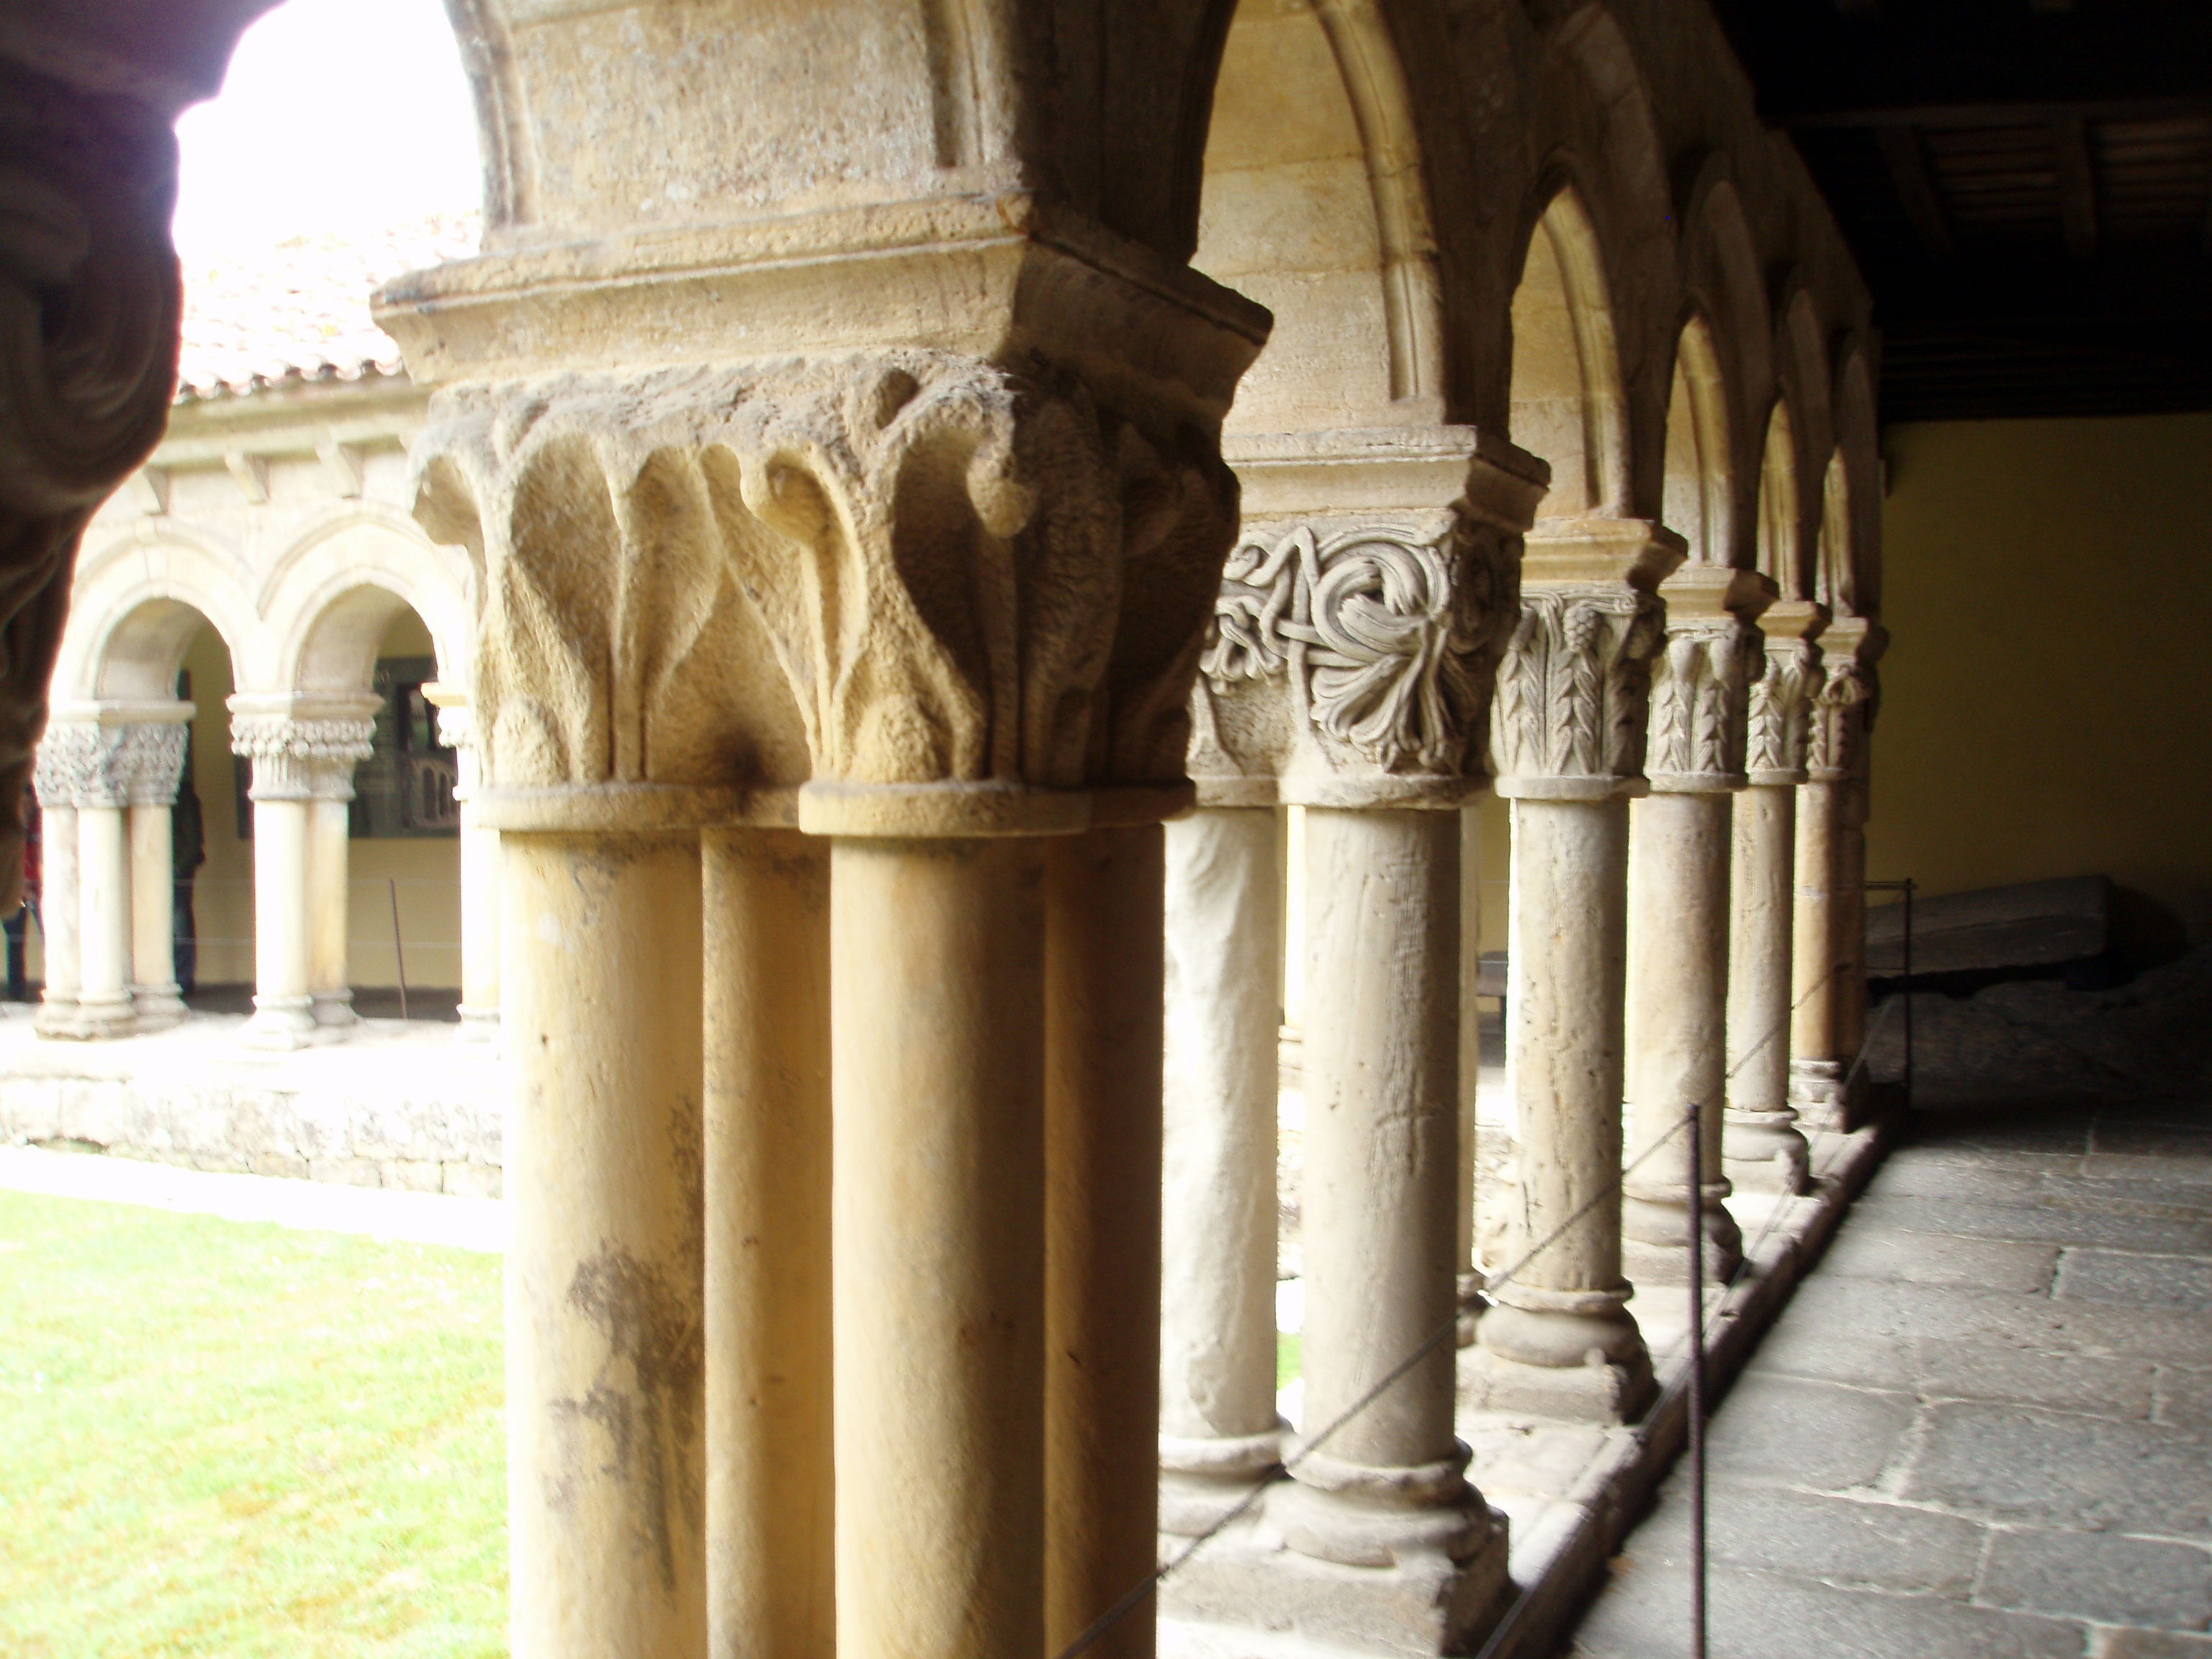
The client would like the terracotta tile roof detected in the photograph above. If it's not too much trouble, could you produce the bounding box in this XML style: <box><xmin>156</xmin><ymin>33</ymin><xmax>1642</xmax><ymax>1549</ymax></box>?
<box><xmin>175</xmin><ymin>213</ymin><xmax>479</xmax><ymax>401</ymax></box>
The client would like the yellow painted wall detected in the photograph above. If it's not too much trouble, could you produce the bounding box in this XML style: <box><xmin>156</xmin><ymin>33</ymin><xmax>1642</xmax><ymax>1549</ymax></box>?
<box><xmin>1866</xmin><ymin>413</ymin><xmax>2212</xmax><ymax>957</ymax></box>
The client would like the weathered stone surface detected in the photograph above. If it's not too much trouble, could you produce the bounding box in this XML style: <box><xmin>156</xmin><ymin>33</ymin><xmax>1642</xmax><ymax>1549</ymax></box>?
<box><xmin>307</xmin><ymin>1156</ymin><xmax>383</xmax><ymax>1189</ymax></box>
<box><xmin>1905</xmin><ymin>1402</ymin><xmax>2212</xmax><ymax>1532</ymax></box>
<box><xmin>1899</xmin><ymin>1337</ymin><xmax>2159</xmax><ymax>1419</ymax></box>
<box><xmin>1978</xmin><ymin>1527</ymin><xmax>2212</xmax><ymax>1629</ymax></box>
<box><xmin>1624</xmin><ymin>1485</ymin><xmax>1986</xmax><ymax>1596</ymax></box>
<box><xmin>1864</xmin><ymin>875</ymin><xmax>2110</xmax><ymax>977</ymax></box>
<box><xmin>441</xmin><ymin>1161</ymin><xmax>502</xmax><ymax>1200</ymax></box>
<box><xmin>1817</xmin><ymin>1226</ymin><xmax>2059</xmax><ymax>1295</ymax></box>
<box><xmin>2100</xmin><ymin>1628</ymin><xmax>2212</xmax><ymax>1656</ymax></box>
<box><xmin>1848</xmin><ymin>1193</ymin><xmax>2212</xmax><ymax>1254</ymax></box>
<box><xmin>1573</xmin><ymin>1562</ymin><xmax>2087</xmax><ymax>1659</ymax></box>
<box><xmin>2057</xmin><ymin>1250</ymin><xmax>2212</xmax><ymax>1312</ymax></box>
<box><xmin>1700</xmin><ymin>1375</ymin><xmax>1916</xmax><ymax>1489</ymax></box>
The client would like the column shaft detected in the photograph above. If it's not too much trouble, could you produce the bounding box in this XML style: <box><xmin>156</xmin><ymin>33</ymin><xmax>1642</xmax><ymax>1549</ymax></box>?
<box><xmin>246</xmin><ymin>798</ymin><xmax>315</xmax><ymax>1048</ymax></box>
<box><xmin>35</xmin><ymin>804</ymin><xmax>80</xmax><ymax>1036</ymax></box>
<box><xmin>832</xmin><ymin>837</ymin><xmax>1047</xmax><ymax>1659</ymax></box>
<box><xmin>307</xmin><ymin>795</ymin><xmax>354</xmax><ymax>1028</ymax></box>
<box><xmin>1282</xmin><ymin>807</ymin><xmax>1498</xmax><ymax>1583</ymax></box>
<box><xmin>701</xmin><ymin>827</ymin><xmax>833</xmax><ymax>1659</ymax></box>
<box><xmin>1473</xmin><ymin>796</ymin><xmax>1653</xmax><ymax>1418</ymax></box>
<box><xmin>1159</xmin><ymin>807</ymin><xmax>1284</xmax><ymax>1531</ymax></box>
<box><xmin>1789</xmin><ymin>779</ymin><xmax>1843</xmax><ymax>1125</ymax></box>
<box><xmin>75</xmin><ymin>803</ymin><xmax>135</xmax><ymax>1035</ymax></box>
<box><xmin>1456</xmin><ymin>805</ymin><xmax>1482</xmax><ymax>1284</ymax></box>
<box><xmin>129</xmin><ymin>802</ymin><xmax>184</xmax><ymax>1022</ymax></box>
<box><xmin>1620</xmin><ymin>791</ymin><xmax>1743</xmax><ymax>1282</ymax></box>
<box><xmin>1725</xmin><ymin>785</ymin><xmax>1807</xmax><ymax>1191</ymax></box>
<box><xmin>1833</xmin><ymin>777</ymin><xmax>1871</xmax><ymax>1076</ymax></box>
<box><xmin>505</xmin><ymin>832</ymin><xmax>707</xmax><ymax>1659</ymax></box>
<box><xmin>459</xmin><ymin>799</ymin><xmax>502</xmax><ymax>1035</ymax></box>
<box><xmin>1044</xmin><ymin>824</ymin><xmax>1164</xmax><ymax>1659</ymax></box>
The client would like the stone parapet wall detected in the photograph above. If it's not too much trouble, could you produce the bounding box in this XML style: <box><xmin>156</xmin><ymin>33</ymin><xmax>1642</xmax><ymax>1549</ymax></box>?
<box><xmin>0</xmin><ymin>1012</ymin><xmax>503</xmax><ymax>1197</ymax></box>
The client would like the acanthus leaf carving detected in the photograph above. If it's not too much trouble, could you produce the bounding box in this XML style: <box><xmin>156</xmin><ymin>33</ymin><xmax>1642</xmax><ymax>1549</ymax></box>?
<box><xmin>1745</xmin><ymin>637</ymin><xmax>1820</xmax><ymax>783</ymax></box>
<box><xmin>1488</xmin><ymin>587</ymin><xmax>1666</xmax><ymax>790</ymax></box>
<box><xmin>1807</xmin><ymin>661</ymin><xmax>1871</xmax><ymax>783</ymax></box>
<box><xmin>230</xmin><ymin>716</ymin><xmax>375</xmax><ymax>802</ymax></box>
<box><xmin>1644</xmin><ymin>618</ymin><xmax>1762</xmax><ymax>791</ymax></box>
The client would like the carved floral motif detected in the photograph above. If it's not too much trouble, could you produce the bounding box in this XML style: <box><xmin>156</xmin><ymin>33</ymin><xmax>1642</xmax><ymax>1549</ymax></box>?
<box><xmin>230</xmin><ymin>716</ymin><xmax>376</xmax><ymax>802</ymax></box>
<box><xmin>1807</xmin><ymin>662</ymin><xmax>1871</xmax><ymax>783</ymax></box>
<box><xmin>1489</xmin><ymin>588</ymin><xmax>1665</xmax><ymax>788</ymax></box>
<box><xmin>1644</xmin><ymin>619</ymin><xmax>1761</xmax><ymax>790</ymax></box>
<box><xmin>1745</xmin><ymin>637</ymin><xmax>1819</xmax><ymax>784</ymax></box>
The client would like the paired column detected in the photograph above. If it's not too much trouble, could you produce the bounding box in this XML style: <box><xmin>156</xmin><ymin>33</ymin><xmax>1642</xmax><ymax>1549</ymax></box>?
<box><xmin>1788</xmin><ymin>619</ymin><xmax>1884</xmax><ymax>1130</ymax></box>
<box><xmin>31</xmin><ymin>724</ymin><xmax>93</xmax><ymax>1038</ymax></box>
<box><xmin>1619</xmin><ymin>566</ymin><xmax>1770</xmax><ymax>1285</ymax></box>
<box><xmin>1168</xmin><ymin>434</ymin><xmax>1542</xmax><ymax>1653</ymax></box>
<box><xmin>125</xmin><ymin>714</ymin><xmax>192</xmax><ymax>1028</ymax></box>
<box><xmin>1467</xmin><ymin>518</ymin><xmax>1680</xmax><ymax>1424</ymax></box>
<box><xmin>427</xmin><ymin>685</ymin><xmax>501</xmax><ymax>1038</ymax></box>
<box><xmin>1724</xmin><ymin>602</ymin><xmax>1822</xmax><ymax>1194</ymax></box>
<box><xmin>229</xmin><ymin>699</ymin><xmax>375</xmax><ymax>1050</ymax></box>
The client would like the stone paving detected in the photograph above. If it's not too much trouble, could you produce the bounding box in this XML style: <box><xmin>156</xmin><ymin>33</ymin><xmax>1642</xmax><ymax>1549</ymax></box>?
<box><xmin>1570</xmin><ymin>1091</ymin><xmax>2212</xmax><ymax>1659</ymax></box>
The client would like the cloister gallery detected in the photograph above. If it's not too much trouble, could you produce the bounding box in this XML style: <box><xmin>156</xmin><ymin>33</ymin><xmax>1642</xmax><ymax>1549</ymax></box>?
<box><xmin>3</xmin><ymin>0</ymin><xmax>2207</xmax><ymax>1656</ymax></box>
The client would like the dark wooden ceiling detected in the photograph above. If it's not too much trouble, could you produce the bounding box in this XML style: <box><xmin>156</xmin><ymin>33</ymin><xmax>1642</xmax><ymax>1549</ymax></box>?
<box><xmin>1711</xmin><ymin>0</ymin><xmax>2212</xmax><ymax>422</ymax></box>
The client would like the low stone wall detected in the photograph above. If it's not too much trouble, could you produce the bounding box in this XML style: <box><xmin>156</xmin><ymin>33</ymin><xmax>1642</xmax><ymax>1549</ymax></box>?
<box><xmin>0</xmin><ymin>1009</ymin><xmax>505</xmax><ymax>1197</ymax></box>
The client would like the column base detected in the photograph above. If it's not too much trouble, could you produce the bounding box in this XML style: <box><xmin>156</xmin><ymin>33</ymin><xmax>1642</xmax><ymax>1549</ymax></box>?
<box><xmin>1457</xmin><ymin>1341</ymin><xmax>1655</xmax><ymax>1424</ymax></box>
<box><xmin>130</xmin><ymin>983</ymin><xmax>187</xmax><ymax>1030</ymax></box>
<box><xmin>35</xmin><ymin>996</ymin><xmax>82</xmax><ymax>1040</ymax></box>
<box><xmin>1161</xmin><ymin>1424</ymin><xmax>1286</xmax><ymax>1536</ymax></box>
<box><xmin>1788</xmin><ymin>1058</ymin><xmax>1846</xmax><ymax>1130</ymax></box>
<box><xmin>456</xmin><ymin>1003</ymin><xmax>502</xmax><ymax>1043</ymax></box>
<box><xmin>1723</xmin><ymin>1107</ymin><xmax>1810</xmax><ymax>1195</ymax></box>
<box><xmin>311</xmin><ymin>991</ymin><xmax>356</xmax><ymax>1033</ymax></box>
<box><xmin>1159</xmin><ymin>1495</ymin><xmax>1512</xmax><ymax>1658</ymax></box>
<box><xmin>242</xmin><ymin>997</ymin><xmax>318</xmax><ymax>1051</ymax></box>
<box><xmin>1620</xmin><ymin>1186</ymin><xmax>1744</xmax><ymax>1287</ymax></box>
<box><xmin>73</xmin><ymin>992</ymin><xmax>138</xmax><ymax>1040</ymax></box>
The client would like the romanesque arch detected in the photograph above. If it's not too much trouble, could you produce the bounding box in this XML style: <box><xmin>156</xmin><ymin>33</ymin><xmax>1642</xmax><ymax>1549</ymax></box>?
<box><xmin>1509</xmin><ymin>183</ymin><xmax>1631</xmax><ymax>517</ymax></box>
<box><xmin>1756</xmin><ymin>397</ymin><xmax>1803</xmax><ymax>600</ymax></box>
<box><xmin>1662</xmin><ymin>313</ymin><xmax>1735</xmax><ymax>566</ymax></box>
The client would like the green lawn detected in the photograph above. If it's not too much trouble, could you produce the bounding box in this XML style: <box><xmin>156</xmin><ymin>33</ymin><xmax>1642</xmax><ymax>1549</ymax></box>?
<box><xmin>0</xmin><ymin>1190</ymin><xmax>505</xmax><ymax>1658</ymax></box>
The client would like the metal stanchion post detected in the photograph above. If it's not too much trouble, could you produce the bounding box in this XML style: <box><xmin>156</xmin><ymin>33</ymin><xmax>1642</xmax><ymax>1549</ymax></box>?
<box><xmin>387</xmin><ymin>876</ymin><xmax>409</xmax><ymax>1021</ymax></box>
<box><xmin>1686</xmin><ymin>1100</ymin><xmax>1707</xmax><ymax>1659</ymax></box>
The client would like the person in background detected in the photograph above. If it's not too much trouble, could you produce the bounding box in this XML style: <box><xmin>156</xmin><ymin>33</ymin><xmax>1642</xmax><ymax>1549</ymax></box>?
<box><xmin>6</xmin><ymin>782</ymin><xmax>40</xmax><ymax>1002</ymax></box>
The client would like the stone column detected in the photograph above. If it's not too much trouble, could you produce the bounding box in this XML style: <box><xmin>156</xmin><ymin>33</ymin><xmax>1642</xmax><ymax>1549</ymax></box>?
<box><xmin>1168</xmin><ymin>432</ymin><xmax>1542</xmax><ymax>1653</ymax></box>
<box><xmin>1725</xmin><ymin>603</ymin><xmax>1822</xmax><ymax>1194</ymax></box>
<box><xmin>1457</xmin><ymin>804</ymin><xmax>1484</xmax><ymax>1303</ymax></box>
<box><xmin>72</xmin><ymin>724</ymin><xmax>137</xmax><ymax>1038</ymax></box>
<box><xmin>1789</xmin><ymin>619</ymin><xmax>1884</xmax><ymax>1130</ymax></box>
<box><xmin>427</xmin><ymin>687</ymin><xmax>501</xmax><ymax>1039</ymax></box>
<box><xmin>230</xmin><ymin>703</ymin><xmax>375</xmax><ymax>1050</ymax></box>
<box><xmin>1619</xmin><ymin>566</ymin><xmax>1771</xmax><ymax>1285</ymax></box>
<box><xmin>307</xmin><ymin>752</ymin><xmax>365</xmax><ymax>1031</ymax></box>
<box><xmin>124</xmin><ymin>715</ymin><xmax>192</xmax><ymax>1027</ymax></box>
<box><xmin>1467</xmin><ymin>518</ymin><xmax>1680</xmax><ymax>1424</ymax></box>
<box><xmin>1159</xmin><ymin>805</ymin><xmax>1286</xmax><ymax>1534</ymax></box>
<box><xmin>502</xmin><ymin>822</ymin><xmax>709</xmax><ymax>1659</ymax></box>
<box><xmin>701</xmin><ymin>825</ymin><xmax>833</xmax><ymax>1659</ymax></box>
<box><xmin>32</xmin><ymin>725</ymin><xmax>95</xmax><ymax>1038</ymax></box>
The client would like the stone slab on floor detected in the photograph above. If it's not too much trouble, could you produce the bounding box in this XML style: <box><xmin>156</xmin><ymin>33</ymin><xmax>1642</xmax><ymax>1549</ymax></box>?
<box><xmin>0</xmin><ymin>1005</ymin><xmax>506</xmax><ymax>1195</ymax></box>
<box><xmin>1571</xmin><ymin>1090</ymin><xmax>2212</xmax><ymax>1659</ymax></box>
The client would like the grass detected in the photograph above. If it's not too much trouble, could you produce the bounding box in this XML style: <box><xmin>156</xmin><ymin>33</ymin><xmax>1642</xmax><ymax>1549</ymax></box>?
<box><xmin>0</xmin><ymin>1190</ymin><xmax>505</xmax><ymax>1658</ymax></box>
<box><xmin>1277</xmin><ymin>1330</ymin><xmax>1301</xmax><ymax>1388</ymax></box>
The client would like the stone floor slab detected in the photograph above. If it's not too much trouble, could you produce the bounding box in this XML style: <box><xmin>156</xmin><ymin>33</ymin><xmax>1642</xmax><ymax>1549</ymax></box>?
<box><xmin>1624</xmin><ymin>1483</ymin><xmax>1987</xmax><ymax>1596</ymax></box>
<box><xmin>1817</xmin><ymin>1225</ymin><xmax>2060</xmax><ymax>1294</ymax></box>
<box><xmin>1979</xmin><ymin>1527</ymin><xmax>2212</xmax><ymax>1629</ymax></box>
<box><xmin>1905</xmin><ymin>1401</ymin><xmax>2212</xmax><ymax>1534</ymax></box>
<box><xmin>1848</xmin><ymin>1192</ymin><xmax>2212</xmax><ymax>1254</ymax></box>
<box><xmin>1700</xmin><ymin>1374</ymin><xmax>1917</xmax><ymax>1490</ymax></box>
<box><xmin>1899</xmin><ymin>1336</ymin><xmax>2160</xmax><ymax>1419</ymax></box>
<box><xmin>2058</xmin><ymin>1249</ymin><xmax>2212</xmax><ymax>1312</ymax></box>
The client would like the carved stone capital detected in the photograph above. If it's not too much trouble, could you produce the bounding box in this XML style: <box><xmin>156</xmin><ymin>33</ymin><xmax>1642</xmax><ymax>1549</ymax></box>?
<box><xmin>1744</xmin><ymin>601</ymin><xmax>1827</xmax><ymax>786</ymax></box>
<box><xmin>1490</xmin><ymin>519</ymin><xmax>1684</xmax><ymax>800</ymax></box>
<box><xmin>1806</xmin><ymin>618</ymin><xmax>1887</xmax><ymax>784</ymax></box>
<box><xmin>1189</xmin><ymin>510</ymin><xmax>1514</xmax><ymax>807</ymax></box>
<box><xmin>121</xmin><ymin>721</ymin><xmax>190</xmax><ymax>808</ymax></box>
<box><xmin>415</xmin><ymin>351</ymin><xmax>1239</xmax><ymax>836</ymax></box>
<box><xmin>1643</xmin><ymin>565</ymin><xmax>1775</xmax><ymax>794</ymax></box>
<box><xmin>230</xmin><ymin>714</ymin><xmax>377</xmax><ymax>804</ymax></box>
<box><xmin>32</xmin><ymin>722</ymin><xmax>105</xmax><ymax>809</ymax></box>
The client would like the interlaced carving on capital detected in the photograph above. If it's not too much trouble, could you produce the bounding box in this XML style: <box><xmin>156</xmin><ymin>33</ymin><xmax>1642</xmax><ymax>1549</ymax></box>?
<box><xmin>1645</xmin><ymin>618</ymin><xmax>1762</xmax><ymax>792</ymax></box>
<box><xmin>1190</xmin><ymin>513</ymin><xmax>1511</xmax><ymax>799</ymax></box>
<box><xmin>32</xmin><ymin>723</ymin><xmax>102</xmax><ymax>808</ymax></box>
<box><xmin>1807</xmin><ymin>662</ymin><xmax>1873</xmax><ymax>783</ymax></box>
<box><xmin>121</xmin><ymin>723</ymin><xmax>191</xmax><ymax>808</ymax></box>
<box><xmin>415</xmin><ymin>352</ymin><xmax>1236</xmax><ymax>797</ymax></box>
<box><xmin>1490</xmin><ymin>588</ymin><xmax>1666</xmax><ymax>794</ymax></box>
<box><xmin>230</xmin><ymin>716</ymin><xmax>376</xmax><ymax>802</ymax></box>
<box><xmin>1745</xmin><ymin>637</ymin><xmax>1820</xmax><ymax>785</ymax></box>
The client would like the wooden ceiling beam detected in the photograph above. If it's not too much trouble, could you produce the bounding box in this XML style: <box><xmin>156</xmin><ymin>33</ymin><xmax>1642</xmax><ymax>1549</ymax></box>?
<box><xmin>2053</xmin><ymin>113</ymin><xmax>2099</xmax><ymax>260</ymax></box>
<box><xmin>1876</xmin><ymin>125</ymin><xmax>1959</xmax><ymax>262</ymax></box>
